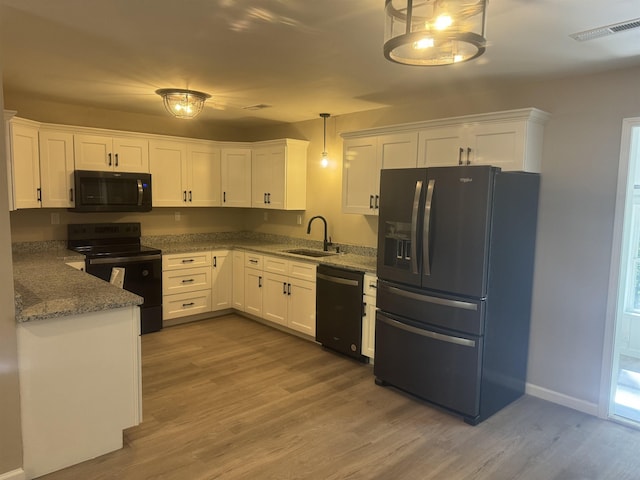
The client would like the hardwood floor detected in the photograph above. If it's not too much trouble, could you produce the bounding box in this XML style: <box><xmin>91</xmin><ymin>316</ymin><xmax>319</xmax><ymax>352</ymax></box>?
<box><xmin>40</xmin><ymin>314</ymin><xmax>640</xmax><ymax>480</ymax></box>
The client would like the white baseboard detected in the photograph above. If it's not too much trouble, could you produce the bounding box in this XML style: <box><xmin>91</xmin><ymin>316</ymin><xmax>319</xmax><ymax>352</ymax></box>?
<box><xmin>0</xmin><ymin>468</ymin><xmax>26</xmax><ymax>480</ymax></box>
<box><xmin>526</xmin><ymin>382</ymin><xmax>600</xmax><ymax>416</ymax></box>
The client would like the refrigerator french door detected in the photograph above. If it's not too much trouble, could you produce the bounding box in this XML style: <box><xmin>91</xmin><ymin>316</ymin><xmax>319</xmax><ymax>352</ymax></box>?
<box><xmin>374</xmin><ymin>166</ymin><xmax>540</xmax><ymax>425</ymax></box>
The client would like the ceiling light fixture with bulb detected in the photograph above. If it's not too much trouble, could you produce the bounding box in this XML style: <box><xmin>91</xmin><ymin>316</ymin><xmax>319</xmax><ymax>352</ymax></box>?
<box><xmin>156</xmin><ymin>88</ymin><xmax>211</xmax><ymax>119</ymax></box>
<box><xmin>320</xmin><ymin>113</ymin><xmax>330</xmax><ymax>168</ymax></box>
<box><xmin>384</xmin><ymin>0</ymin><xmax>488</xmax><ymax>66</ymax></box>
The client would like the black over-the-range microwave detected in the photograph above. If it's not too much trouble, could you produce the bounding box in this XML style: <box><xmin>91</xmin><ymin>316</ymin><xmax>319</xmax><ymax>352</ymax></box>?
<box><xmin>70</xmin><ymin>170</ymin><xmax>153</xmax><ymax>213</ymax></box>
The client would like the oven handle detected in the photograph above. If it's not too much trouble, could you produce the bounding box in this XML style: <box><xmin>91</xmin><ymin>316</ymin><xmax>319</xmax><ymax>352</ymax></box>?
<box><xmin>317</xmin><ymin>272</ymin><xmax>360</xmax><ymax>287</ymax></box>
<box><xmin>88</xmin><ymin>254</ymin><xmax>161</xmax><ymax>265</ymax></box>
<box><xmin>378</xmin><ymin>315</ymin><xmax>476</xmax><ymax>348</ymax></box>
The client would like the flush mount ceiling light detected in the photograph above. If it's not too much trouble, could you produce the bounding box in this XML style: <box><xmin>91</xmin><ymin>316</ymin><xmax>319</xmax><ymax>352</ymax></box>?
<box><xmin>155</xmin><ymin>88</ymin><xmax>211</xmax><ymax>119</ymax></box>
<box><xmin>320</xmin><ymin>113</ymin><xmax>330</xmax><ymax>168</ymax></box>
<box><xmin>384</xmin><ymin>0</ymin><xmax>488</xmax><ymax>66</ymax></box>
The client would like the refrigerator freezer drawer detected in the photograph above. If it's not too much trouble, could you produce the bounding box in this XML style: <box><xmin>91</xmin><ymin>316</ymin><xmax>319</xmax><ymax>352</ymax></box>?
<box><xmin>377</xmin><ymin>279</ymin><xmax>485</xmax><ymax>336</ymax></box>
<box><xmin>374</xmin><ymin>311</ymin><xmax>483</xmax><ymax>419</ymax></box>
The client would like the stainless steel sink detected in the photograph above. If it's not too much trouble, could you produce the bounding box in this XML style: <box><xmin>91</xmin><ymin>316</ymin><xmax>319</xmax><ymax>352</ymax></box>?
<box><xmin>285</xmin><ymin>248</ymin><xmax>337</xmax><ymax>258</ymax></box>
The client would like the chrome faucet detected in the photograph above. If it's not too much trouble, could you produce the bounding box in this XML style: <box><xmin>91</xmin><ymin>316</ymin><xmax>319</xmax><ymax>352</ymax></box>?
<box><xmin>307</xmin><ymin>215</ymin><xmax>331</xmax><ymax>251</ymax></box>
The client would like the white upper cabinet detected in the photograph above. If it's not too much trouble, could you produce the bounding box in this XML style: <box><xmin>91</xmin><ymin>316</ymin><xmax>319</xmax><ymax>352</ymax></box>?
<box><xmin>251</xmin><ymin>139</ymin><xmax>308</xmax><ymax>210</ymax></box>
<box><xmin>74</xmin><ymin>133</ymin><xmax>149</xmax><ymax>173</ymax></box>
<box><xmin>416</xmin><ymin>109</ymin><xmax>549</xmax><ymax>172</ymax></box>
<box><xmin>8</xmin><ymin>117</ymin><xmax>41</xmax><ymax>209</ymax></box>
<box><xmin>149</xmin><ymin>139</ymin><xmax>221</xmax><ymax>208</ymax></box>
<box><xmin>342</xmin><ymin>132</ymin><xmax>418</xmax><ymax>216</ymax></box>
<box><xmin>221</xmin><ymin>147</ymin><xmax>252</xmax><ymax>208</ymax></box>
<box><xmin>38</xmin><ymin>128</ymin><xmax>75</xmax><ymax>208</ymax></box>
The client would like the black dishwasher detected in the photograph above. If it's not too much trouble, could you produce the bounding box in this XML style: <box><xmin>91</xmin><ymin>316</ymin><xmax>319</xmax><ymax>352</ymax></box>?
<box><xmin>316</xmin><ymin>265</ymin><xmax>365</xmax><ymax>361</ymax></box>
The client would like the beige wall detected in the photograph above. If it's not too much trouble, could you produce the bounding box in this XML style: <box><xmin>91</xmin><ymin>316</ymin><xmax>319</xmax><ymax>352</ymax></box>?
<box><xmin>7</xmin><ymin>64</ymin><xmax>640</xmax><ymax>413</ymax></box>
<box><xmin>0</xmin><ymin>63</ymin><xmax>24</xmax><ymax>475</ymax></box>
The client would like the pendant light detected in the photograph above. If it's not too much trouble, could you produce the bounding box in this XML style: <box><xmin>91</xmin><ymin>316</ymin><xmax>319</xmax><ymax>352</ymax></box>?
<box><xmin>320</xmin><ymin>113</ymin><xmax>330</xmax><ymax>168</ymax></box>
<box><xmin>384</xmin><ymin>0</ymin><xmax>488</xmax><ymax>66</ymax></box>
<box><xmin>156</xmin><ymin>88</ymin><xmax>211</xmax><ymax>119</ymax></box>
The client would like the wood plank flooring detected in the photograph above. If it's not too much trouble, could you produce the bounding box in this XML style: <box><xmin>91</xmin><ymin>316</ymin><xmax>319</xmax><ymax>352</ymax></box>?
<box><xmin>40</xmin><ymin>314</ymin><xmax>640</xmax><ymax>480</ymax></box>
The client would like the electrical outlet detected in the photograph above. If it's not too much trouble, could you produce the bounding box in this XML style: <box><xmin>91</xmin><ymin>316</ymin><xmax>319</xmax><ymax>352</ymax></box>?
<box><xmin>175</xmin><ymin>211</ymin><xmax>181</xmax><ymax>221</ymax></box>
<box><xmin>297</xmin><ymin>214</ymin><xmax>302</xmax><ymax>225</ymax></box>
<box><xmin>51</xmin><ymin>212</ymin><xmax>60</xmax><ymax>225</ymax></box>
<box><xmin>264</xmin><ymin>211</ymin><xmax>269</xmax><ymax>221</ymax></box>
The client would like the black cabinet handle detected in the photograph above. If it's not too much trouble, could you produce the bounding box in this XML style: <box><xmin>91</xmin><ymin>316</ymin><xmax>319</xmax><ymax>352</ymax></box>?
<box><xmin>375</xmin><ymin>195</ymin><xmax>379</xmax><ymax>209</ymax></box>
<box><xmin>287</xmin><ymin>283</ymin><xmax>291</xmax><ymax>295</ymax></box>
<box><xmin>115</xmin><ymin>153</ymin><xmax>119</xmax><ymax>167</ymax></box>
<box><xmin>182</xmin><ymin>278</ymin><xmax>195</xmax><ymax>283</ymax></box>
<box><xmin>182</xmin><ymin>302</ymin><xmax>195</xmax><ymax>308</ymax></box>
<box><xmin>183</xmin><ymin>190</ymin><xmax>187</xmax><ymax>202</ymax></box>
<box><xmin>189</xmin><ymin>190</ymin><xmax>192</xmax><ymax>202</ymax></box>
<box><xmin>258</xmin><ymin>276</ymin><xmax>262</xmax><ymax>288</ymax></box>
<box><xmin>283</xmin><ymin>282</ymin><xmax>287</xmax><ymax>294</ymax></box>
<box><xmin>213</xmin><ymin>256</ymin><xmax>217</xmax><ymax>268</ymax></box>
<box><xmin>69</xmin><ymin>188</ymin><xmax>74</xmax><ymax>202</ymax></box>
<box><xmin>37</xmin><ymin>188</ymin><xmax>42</xmax><ymax>202</ymax></box>
<box><xmin>458</xmin><ymin>147</ymin><xmax>464</xmax><ymax>165</ymax></box>
<box><xmin>108</xmin><ymin>153</ymin><xmax>112</xmax><ymax>166</ymax></box>
<box><xmin>267</xmin><ymin>193</ymin><xmax>271</xmax><ymax>204</ymax></box>
<box><xmin>223</xmin><ymin>191</ymin><xmax>226</xmax><ymax>203</ymax></box>
<box><xmin>466</xmin><ymin>147</ymin><xmax>471</xmax><ymax>165</ymax></box>
<box><xmin>181</xmin><ymin>259</ymin><xmax>194</xmax><ymax>263</ymax></box>
<box><xmin>363</xmin><ymin>302</ymin><xmax>367</xmax><ymax>315</ymax></box>
<box><xmin>369</xmin><ymin>195</ymin><xmax>374</xmax><ymax>209</ymax></box>
<box><xmin>264</xmin><ymin>193</ymin><xmax>267</xmax><ymax>204</ymax></box>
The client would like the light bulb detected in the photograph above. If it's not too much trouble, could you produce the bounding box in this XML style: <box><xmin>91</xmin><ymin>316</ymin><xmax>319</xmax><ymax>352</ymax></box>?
<box><xmin>415</xmin><ymin>37</ymin><xmax>435</xmax><ymax>49</ymax></box>
<box><xmin>434</xmin><ymin>14</ymin><xmax>452</xmax><ymax>30</ymax></box>
<box><xmin>321</xmin><ymin>153</ymin><xmax>329</xmax><ymax>168</ymax></box>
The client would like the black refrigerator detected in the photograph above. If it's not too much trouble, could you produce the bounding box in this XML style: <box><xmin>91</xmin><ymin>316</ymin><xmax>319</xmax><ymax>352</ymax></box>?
<box><xmin>374</xmin><ymin>166</ymin><xmax>540</xmax><ymax>425</ymax></box>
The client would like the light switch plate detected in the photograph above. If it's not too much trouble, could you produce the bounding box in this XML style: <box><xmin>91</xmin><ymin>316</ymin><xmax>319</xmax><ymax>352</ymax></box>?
<box><xmin>51</xmin><ymin>212</ymin><xmax>60</xmax><ymax>225</ymax></box>
<box><xmin>175</xmin><ymin>211</ymin><xmax>181</xmax><ymax>221</ymax></box>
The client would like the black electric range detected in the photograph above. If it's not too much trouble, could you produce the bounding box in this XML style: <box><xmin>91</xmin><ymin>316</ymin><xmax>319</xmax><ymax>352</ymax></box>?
<box><xmin>68</xmin><ymin>223</ymin><xmax>163</xmax><ymax>334</ymax></box>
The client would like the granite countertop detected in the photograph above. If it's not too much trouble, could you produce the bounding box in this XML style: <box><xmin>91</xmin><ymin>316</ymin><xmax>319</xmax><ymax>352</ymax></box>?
<box><xmin>12</xmin><ymin>233</ymin><xmax>377</xmax><ymax>323</ymax></box>
<box><xmin>13</xmin><ymin>246</ymin><xmax>143</xmax><ymax>323</ymax></box>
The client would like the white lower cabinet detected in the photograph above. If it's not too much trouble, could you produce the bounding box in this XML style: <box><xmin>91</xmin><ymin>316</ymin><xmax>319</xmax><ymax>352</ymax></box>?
<box><xmin>362</xmin><ymin>274</ymin><xmax>377</xmax><ymax>360</ymax></box>
<box><xmin>211</xmin><ymin>250</ymin><xmax>232</xmax><ymax>311</ymax></box>
<box><xmin>244</xmin><ymin>253</ymin><xmax>264</xmax><ymax>317</ymax></box>
<box><xmin>232</xmin><ymin>250</ymin><xmax>245</xmax><ymax>311</ymax></box>
<box><xmin>162</xmin><ymin>252</ymin><xmax>212</xmax><ymax>321</ymax></box>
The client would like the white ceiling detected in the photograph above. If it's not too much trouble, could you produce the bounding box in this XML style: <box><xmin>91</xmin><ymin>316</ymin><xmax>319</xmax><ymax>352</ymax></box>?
<box><xmin>2</xmin><ymin>0</ymin><xmax>640</xmax><ymax>128</ymax></box>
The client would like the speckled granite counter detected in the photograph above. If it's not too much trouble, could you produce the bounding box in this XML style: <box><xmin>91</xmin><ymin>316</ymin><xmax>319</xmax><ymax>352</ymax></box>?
<box><xmin>143</xmin><ymin>233</ymin><xmax>378</xmax><ymax>274</ymax></box>
<box><xmin>13</xmin><ymin>242</ymin><xmax>143</xmax><ymax>323</ymax></box>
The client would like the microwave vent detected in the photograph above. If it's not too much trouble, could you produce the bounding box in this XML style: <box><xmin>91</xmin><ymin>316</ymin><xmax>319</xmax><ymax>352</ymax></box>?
<box><xmin>570</xmin><ymin>18</ymin><xmax>640</xmax><ymax>42</ymax></box>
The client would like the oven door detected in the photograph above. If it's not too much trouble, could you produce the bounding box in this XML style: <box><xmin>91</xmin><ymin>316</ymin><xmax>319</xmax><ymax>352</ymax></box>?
<box><xmin>374</xmin><ymin>310</ymin><xmax>483</xmax><ymax>419</ymax></box>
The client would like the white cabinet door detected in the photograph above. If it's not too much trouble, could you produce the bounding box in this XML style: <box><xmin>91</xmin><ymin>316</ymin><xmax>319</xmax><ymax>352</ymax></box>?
<box><xmin>263</xmin><ymin>271</ymin><xmax>288</xmax><ymax>327</ymax></box>
<box><xmin>342</xmin><ymin>136</ymin><xmax>378</xmax><ymax>215</ymax></box>
<box><xmin>187</xmin><ymin>143</ymin><xmax>221</xmax><ymax>207</ymax></box>
<box><xmin>75</xmin><ymin>134</ymin><xmax>149</xmax><ymax>172</ymax></box>
<box><xmin>38</xmin><ymin>129</ymin><xmax>74</xmax><ymax>208</ymax></box>
<box><xmin>149</xmin><ymin>139</ymin><xmax>188</xmax><ymax>207</ymax></box>
<box><xmin>288</xmin><ymin>278</ymin><xmax>316</xmax><ymax>337</ymax></box>
<box><xmin>467</xmin><ymin>121</ymin><xmax>526</xmax><ymax>171</ymax></box>
<box><xmin>221</xmin><ymin>148</ymin><xmax>252</xmax><ymax>207</ymax></box>
<box><xmin>211</xmin><ymin>251</ymin><xmax>232</xmax><ymax>311</ymax></box>
<box><xmin>10</xmin><ymin>120</ymin><xmax>41</xmax><ymax>209</ymax></box>
<box><xmin>112</xmin><ymin>137</ymin><xmax>149</xmax><ymax>173</ymax></box>
<box><xmin>74</xmin><ymin>133</ymin><xmax>112</xmax><ymax>171</ymax></box>
<box><xmin>244</xmin><ymin>268</ymin><xmax>263</xmax><ymax>317</ymax></box>
<box><xmin>251</xmin><ymin>146</ymin><xmax>272</xmax><ymax>208</ymax></box>
<box><xmin>232</xmin><ymin>251</ymin><xmax>245</xmax><ymax>311</ymax></box>
<box><xmin>417</xmin><ymin>125</ymin><xmax>466</xmax><ymax>168</ymax></box>
<box><xmin>378</xmin><ymin>132</ymin><xmax>419</xmax><ymax>170</ymax></box>
<box><xmin>362</xmin><ymin>297</ymin><xmax>376</xmax><ymax>359</ymax></box>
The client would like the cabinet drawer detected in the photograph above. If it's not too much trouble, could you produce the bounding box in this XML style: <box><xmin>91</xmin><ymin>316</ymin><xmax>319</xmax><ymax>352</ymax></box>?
<box><xmin>288</xmin><ymin>261</ymin><xmax>316</xmax><ymax>281</ymax></box>
<box><xmin>364</xmin><ymin>274</ymin><xmax>378</xmax><ymax>297</ymax></box>
<box><xmin>162</xmin><ymin>266</ymin><xmax>211</xmax><ymax>295</ymax></box>
<box><xmin>264</xmin><ymin>255</ymin><xmax>288</xmax><ymax>274</ymax></box>
<box><xmin>245</xmin><ymin>253</ymin><xmax>264</xmax><ymax>270</ymax></box>
<box><xmin>163</xmin><ymin>290</ymin><xmax>212</xmax><ymax>320</ymax></box>
<box><xmin>163</xmin><ymin>251</ymin><xmax>212</xmax><ymax>271</ymax></box>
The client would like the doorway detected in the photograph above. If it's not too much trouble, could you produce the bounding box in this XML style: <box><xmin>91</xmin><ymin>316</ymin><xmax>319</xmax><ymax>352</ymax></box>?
<box><xmin>606</xmin><ymin>117</ymin><xmax>640</xmax><ymax>425</ymax></box>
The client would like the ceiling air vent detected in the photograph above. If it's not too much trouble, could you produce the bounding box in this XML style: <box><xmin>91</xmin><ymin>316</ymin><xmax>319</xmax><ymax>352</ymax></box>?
<box><xmin>570</xmin><ymin>17</ymin><xmax>640</xmax><ymax>42</ymax></box>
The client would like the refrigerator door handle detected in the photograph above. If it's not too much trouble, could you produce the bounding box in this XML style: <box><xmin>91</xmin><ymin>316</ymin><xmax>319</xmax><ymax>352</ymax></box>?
<box><xmin>422</xmin><ymin>179</ymin><xmax>435</xmax><ymax>276</ymax></box>
<box><xmin>410</xmin><ymin>180</ymin><xmax>423</xmax><ymax>274</ymax></box>
<box><xmin>385</xmin><ymin>284</ymin><xmax>478</xmax><ymax>311</ymax></box>
<box><xmin>379</xmin><ymin>315</ymin><xmax>476</xmax><ymax>348</ymax></box>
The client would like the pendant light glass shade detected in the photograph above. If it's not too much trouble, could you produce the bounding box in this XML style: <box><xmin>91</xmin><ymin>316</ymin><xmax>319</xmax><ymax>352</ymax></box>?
<box><xmin>384</xmin><ymin>0</ymin><xmax>487</xmax><ymax>66</ymax></box>
<box><xmin>156</xmin><ymin>88</ymin><xmax>211</xmax><ymax>119</ymax></box>
<box><xmin>320</xmin><ymin>113</ymin><xmax>330</xmax><ymax>168</ymax></box>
